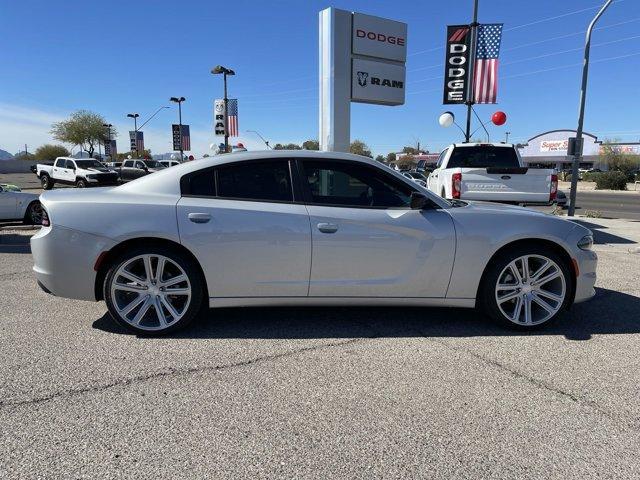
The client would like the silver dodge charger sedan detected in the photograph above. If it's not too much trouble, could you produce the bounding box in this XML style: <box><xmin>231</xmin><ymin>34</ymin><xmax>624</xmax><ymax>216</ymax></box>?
<box><xmin>31</xmin><ymin>151</ymin><xmax>597</xmax><ymax>335</ymax></box>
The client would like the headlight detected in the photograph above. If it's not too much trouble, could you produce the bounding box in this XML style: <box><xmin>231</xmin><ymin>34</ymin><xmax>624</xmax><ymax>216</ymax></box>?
<box><xmin>577</xmin><ymin>234</ymin><xmax>593</xmax><ymax>250</ymax></box>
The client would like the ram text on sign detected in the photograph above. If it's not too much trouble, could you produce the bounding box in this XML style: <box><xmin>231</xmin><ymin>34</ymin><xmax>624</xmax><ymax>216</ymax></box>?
<box><xmin>442</xmin><ymin>25</ymin><xmax>472</xmax><ymax>105</ymax></box>
<box><xmin>352</xmin><ymin>13</ymin><xmax>407</xmax><ymax>62</ymax></box>
<box><xmin>214</xmin><ymin>99</ymin><xmax>226</xmax><ymax>136</ymax></box>
<box><xmin>351</xmin><ymin>58</ymin><xmax>405</xmax><ymax>106</ymax></box>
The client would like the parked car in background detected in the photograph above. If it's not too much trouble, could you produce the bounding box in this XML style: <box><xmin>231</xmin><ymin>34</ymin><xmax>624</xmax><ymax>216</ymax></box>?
<box><xmin>105</xmin><ymin>161</ymin><xmax>122</xmax><ymax>169</ymax></box>
<box><xmin>427</xmin><ymin>143</ymin><xmax>557</xmax><ymax>205</ymax></box>
<box><xmin>0</xmin><ymin>184</ymin><xmax>42</xmax><ymax>224</ymax></box>
<box><xmin>31</xmin><ymin>150</ymin><xmax>597</xmax><ymax>335</ymax></box>
<box><xmin>160</xmin><ymin>160</ymin><xmax>181</xmax><ymax>168</ymax></box>
<box><xmin>36</xmin><ymin>157</ymin><xmax>119</xmax><ymax>190</ymax></box>
<box><xmin>402</xmin><ymin>171</ymin><xmax>428</xmax><ymax>188</ymax></box>
<box><xmin>116</xmin><ymin>159</ymin><xmax>165</xmax><ymax>182</ymax></box>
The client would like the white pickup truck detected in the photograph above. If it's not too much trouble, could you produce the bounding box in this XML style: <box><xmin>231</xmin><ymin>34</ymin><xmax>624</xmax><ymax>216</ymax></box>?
<box><xmin>36</xmin><ymin>157</ymin><xmax>120</xmax><ymax>190</ymax></box>
<box><xmin>427</xmin><ymin>143</ymin><xmax>557</xmax><ymax>204</ymax></box>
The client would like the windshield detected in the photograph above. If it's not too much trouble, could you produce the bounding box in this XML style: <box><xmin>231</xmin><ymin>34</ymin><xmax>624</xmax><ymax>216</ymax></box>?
<box><xmin>75</xmin><ymin>160</ymin><xmax>106</xmax><ymax>169</ymax></box>
<box><xmin>448</xmin><ymin>146</ymin><xmax>520</xmax><ymax>168</ymax></box>
<box><xmin>143</xmin><ymin>160</ymin><xmax>163</xmax><ymax>168</ymax></box>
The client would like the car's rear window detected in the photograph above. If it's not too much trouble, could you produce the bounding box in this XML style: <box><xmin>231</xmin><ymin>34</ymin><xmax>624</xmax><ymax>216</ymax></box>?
<box><xmin>447</xmin><ymin>146</ymin><xmax>520</xmax><ymax>168</ymax></box>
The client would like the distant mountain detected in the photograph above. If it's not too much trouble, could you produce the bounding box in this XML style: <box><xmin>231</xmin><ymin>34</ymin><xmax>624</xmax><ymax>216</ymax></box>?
<box><xmin>0</xmin><ymin>149</ymin><xmax>14</xmax><ymax>160</ymax></box>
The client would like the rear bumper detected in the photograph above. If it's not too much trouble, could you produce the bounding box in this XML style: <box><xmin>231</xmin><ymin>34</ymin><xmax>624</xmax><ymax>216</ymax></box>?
<box><xmin>31</xmin><ymin>225</ymin><xmax>113</xmax><ymax>301</ymax></box>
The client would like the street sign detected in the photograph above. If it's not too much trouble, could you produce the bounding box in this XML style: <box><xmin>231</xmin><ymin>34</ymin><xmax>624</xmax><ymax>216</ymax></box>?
<box><xmin>567</xmin><ymin>137</ymin><xmax>583</xmax><ymax>156</ymax></box>
<box><xmin>214</xmin><ymin>99</ymin><xmax>226</xmax><ymax>136</ymax></box>
<box><xmin>443</xmin><ymin>25</ymin><xmax>472</xmax><ymax>104</ymax></box>
<box><xmin>351</xmin><ymin>59</ymin><xmax>406</xmax><ymax>106</ymax></box>
<box><xmin>352</xmin><ymin>13</ymin><xmax>407</xmax><ymax>62</ymax></box>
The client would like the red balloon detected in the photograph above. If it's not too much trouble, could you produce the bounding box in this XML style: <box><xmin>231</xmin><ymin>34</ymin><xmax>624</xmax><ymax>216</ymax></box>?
<box><xmin>492</xmin><ymin>111</ymin><xmax>507</xmax><ymax>126</ymax></box>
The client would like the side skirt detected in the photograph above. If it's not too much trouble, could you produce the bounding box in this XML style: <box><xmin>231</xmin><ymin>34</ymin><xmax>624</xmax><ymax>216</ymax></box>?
<box><xmin>208</xmin><ymin>297</ymin><xmax>476</xmax><ymax>309</ymax></box>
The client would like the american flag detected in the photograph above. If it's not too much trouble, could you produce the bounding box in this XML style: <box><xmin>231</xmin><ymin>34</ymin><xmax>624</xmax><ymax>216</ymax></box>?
<box><xmin>226</xmin><ymin>99</ymin><xmax>239</xmax><ymax>137</ymax></box>
<box><xmin>181</xmin><ymin>125</ymin><xmax>191</xmax><ymax>151</ymax></box>
<box><xmin>473</xmin><ymin>24</ymin><xmax>503</xmax><ymax>104</ymax></box>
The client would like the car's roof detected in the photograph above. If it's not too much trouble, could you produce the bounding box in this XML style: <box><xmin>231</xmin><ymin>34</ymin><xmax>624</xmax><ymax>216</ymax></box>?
<box><xmin>451</xmin><ymin>142</ymin><xmax>515</xmax><ymax>148</ymax></box>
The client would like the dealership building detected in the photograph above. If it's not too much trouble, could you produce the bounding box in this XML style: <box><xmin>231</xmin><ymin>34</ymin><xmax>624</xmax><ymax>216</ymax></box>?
<box><xmin>518</xmin><ymin>129</ymin><xmax>640</xmax><ymax>170</ymax></box>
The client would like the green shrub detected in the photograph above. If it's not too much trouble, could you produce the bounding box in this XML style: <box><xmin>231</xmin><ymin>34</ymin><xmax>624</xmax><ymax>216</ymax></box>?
<box><xmin>595</xmin><ymin>171</ymin><xmax>627</xmax><ymax>190</ymax></box>
<box><xmin>582</xmin><ymin>172</ymin><xmax>601</xmax><ymax>182</ymax></box>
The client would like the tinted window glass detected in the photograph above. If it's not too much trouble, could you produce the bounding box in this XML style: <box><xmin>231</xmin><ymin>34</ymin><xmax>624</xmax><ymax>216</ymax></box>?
<box><xmin>302</xmin><ymin>160</ymin><xmax>412</xmax><ymax>208</ymax></box>
<box><xmin>124</xmin><ymin>160</ymin><xmax>133</xmax><ymax>167</ymax></box>
<box><xmin>186</xmin><ymin>169</ymin><xmax>216</xmax><ymax>196</ymax></box>
<box><xmin>447</xmin><ymin>146</ymin><xmax>520</xmax><ymax>168</ymax></box>
<box><xmin>55</xmin><ymin>158</ymin><xmax>65</xmax><ymax>167</ymax></box>
<box><xmin>65</xmin><ymin>160</ymin><xmax>75</xmax><ymax>169</ymax></box>
<box><xmin>216</xmin><ymin>160</ymin><xmax>293</xmax><ymax>202</ymax></box>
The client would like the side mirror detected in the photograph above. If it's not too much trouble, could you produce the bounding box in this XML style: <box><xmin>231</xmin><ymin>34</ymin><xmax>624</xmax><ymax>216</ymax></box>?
<box><xmin>410</xmin><ymin>192</ymin><xmax>429</xmax><ymax>210</ymax></box>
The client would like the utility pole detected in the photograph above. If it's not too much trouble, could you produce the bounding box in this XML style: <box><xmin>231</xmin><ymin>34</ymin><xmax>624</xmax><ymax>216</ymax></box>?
<box><xmin>465</xmin><ymin>0</ymin><xmax>479</xmax><ymax>142</ymax></box>
<box><xmin>568</xmin><ymin>0</ymin><xmax>614</xmax><ymax>216</ymax></box>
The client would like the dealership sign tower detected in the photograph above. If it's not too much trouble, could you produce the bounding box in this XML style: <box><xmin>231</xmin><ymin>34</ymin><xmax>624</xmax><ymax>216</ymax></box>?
<box><xmin>319</xmin><ymin>8</ymin><xmax>407</xmax><ymax>152</ymax></box>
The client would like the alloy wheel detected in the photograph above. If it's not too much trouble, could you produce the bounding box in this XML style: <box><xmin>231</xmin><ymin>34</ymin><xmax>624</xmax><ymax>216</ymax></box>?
<box><xmin>494</xmin><ymin>254</ymin><xmax>566</xmax><ymax>326</ymax></box>
<box><xmin>29</xmin><ymin>203</ymin><xmax>43</xmax><ymax>224</ymax></box>
<box><xmin>110</xmin><ymin>254</ymin><xmax>192</xmax><ymax>332</ymax></box>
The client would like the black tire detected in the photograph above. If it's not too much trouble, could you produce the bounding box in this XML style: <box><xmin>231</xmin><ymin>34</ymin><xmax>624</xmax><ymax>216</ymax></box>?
<box><xmin>23</xmin><ymin>201</ymin><xmax>43</xmax><ymax>225</ymax></box>
<box><xmin>41</xmin><ymin>174</ymin><xmax>53</xmax><ymax>190</ymax></box>
<box><xmin>478</xmin><ymin>244</ymin><xmax>573</xmax><ymax>330</ymax></box>
<box><xmin>103</xmin><ymin>245</ymin><xmax>205</xmax><ymax>335</ymax></box>
<box><xmin>76</xmin><ymin>179</ymin><xmax>87</xmax><ymax>188</ymax></box>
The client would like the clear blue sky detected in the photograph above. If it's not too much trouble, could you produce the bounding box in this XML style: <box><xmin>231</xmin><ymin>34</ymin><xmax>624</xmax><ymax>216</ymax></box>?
<box><xmin>0</xmin><ymin>0</ymin><xmax>638</xmax><ymax>157</ymax></box>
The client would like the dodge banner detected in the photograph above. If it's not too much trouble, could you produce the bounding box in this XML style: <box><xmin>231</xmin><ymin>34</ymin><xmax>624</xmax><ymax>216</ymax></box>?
<box><xmin>443</xmin><ymin>24</ymin><xmax>472</xmax><ymax>104</ymax></box>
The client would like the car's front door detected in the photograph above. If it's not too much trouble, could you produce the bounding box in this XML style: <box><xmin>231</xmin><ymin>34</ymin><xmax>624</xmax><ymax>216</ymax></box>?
<box><xmin>299</xmin><ymin>159</ymin><xmax>456</xmax><ymax>298</ymax></box>
<box><xmin>63</xmin><ymin>160</ymin><xmax>77</xmax><ymax>183</ymax></box>
<box><xmin>177</xmin><ymin>159</ymin><xmax>312</xmax><ymax>298</ymax></box>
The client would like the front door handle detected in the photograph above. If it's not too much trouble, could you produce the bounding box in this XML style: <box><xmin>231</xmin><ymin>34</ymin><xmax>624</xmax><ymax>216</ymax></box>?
<box><xmin>317</xmin><ymin>222</ymin><xmax>338</xmax><ymax>234</ymax></box>
<box><xmin>188</xmin><ymin>213</ymin><xmax>211</xmax><ymax>224</ymax></box>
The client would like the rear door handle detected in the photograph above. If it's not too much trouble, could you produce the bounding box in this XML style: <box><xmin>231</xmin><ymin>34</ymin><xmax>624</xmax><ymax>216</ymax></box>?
<box><xmin>188</xmin><ymin>213</ymin><xmax>211</xmax><ymax>224</ymax></box>
<box><xmin>317</xmin><ymin>222</ymin><xmax>338</xmax><ymax>234</ymax></box>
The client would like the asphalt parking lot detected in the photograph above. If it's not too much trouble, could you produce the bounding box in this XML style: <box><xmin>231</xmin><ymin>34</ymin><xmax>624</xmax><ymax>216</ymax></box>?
<box><xmin>1</xmin><ymin>220</ymin><xmax>640</xmax><ymax>479</ymax></box>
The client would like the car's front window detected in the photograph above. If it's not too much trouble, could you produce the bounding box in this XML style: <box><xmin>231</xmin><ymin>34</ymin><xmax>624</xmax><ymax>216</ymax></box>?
<box><xmin>143</xmin><ymin>160</ymin><xmax>163</xmax><ymax>168</ymax></box>
<box><xmin>302</xmin><ymin>160</ymin><xmax>413</xmax><ymax>208</ymax></box>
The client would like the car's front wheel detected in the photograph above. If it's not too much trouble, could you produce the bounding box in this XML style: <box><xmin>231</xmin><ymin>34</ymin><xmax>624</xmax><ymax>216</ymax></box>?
<box><xmin>104</xmin><ymin>246</ymin><xmax>204</xmax><ymax>335</ymax></box>
<box><xmin>76</xmin><ymin>179</ymin><xmax>87</xmax><ymax>188</ymax></box>
<box><xmin>479</xmin><ymin>245</ymin><xmax>572</xmax><ymax>329</ymax></box>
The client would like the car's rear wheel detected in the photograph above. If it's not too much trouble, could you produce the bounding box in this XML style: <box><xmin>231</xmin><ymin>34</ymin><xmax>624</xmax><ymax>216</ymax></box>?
<box><xmin>41</xmin><ymin>174</ymin><xmax>53</xmax><ymax>190</ymax></box>
<box><xmin>479</xmin><ymin>245</ymin><xmax>572</xmax><ymax>329</ymax></box>
<box><xmin>104</xmin><ymin>246</ymin><xmax>204</xmax><ymax>335</ymax></box>
<box><xmin>24</xmin><ymin>201</ymin><xmax>43</xmax><ymax>225</ymax></box>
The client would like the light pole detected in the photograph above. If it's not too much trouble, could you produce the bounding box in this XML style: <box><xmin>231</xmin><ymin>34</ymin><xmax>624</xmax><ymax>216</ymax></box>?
<box><xmin>247</xmin><ymin>130</ymin><xmax>271</xmax><ymax>149</ymax></box>
<box><xmin>127</xmin><ymin>113</ymin><xmax>139</xmax><ymax>157</ymax></box>
<box><xmin>568</xmin><ymin>0</ymin><xmax>614</xmax><ymax>217</ymax></box>
<box><xmin>505</xmin><ymin>131</ymin><xmax>511</xmax><ymax>143</ymax></box>
<box><xmin>211</xmin><ymin>65</ymin><xmax>235</xmax><ymax>153</ymax></box>
<box><xmin>170</xmin><ymin>97</ymin><xmax>186</xmax><ymax>160</ymax></box>
<box><xmin>102</xmin><ymin>123</ymin><xmax>113</xmax><ymax>160</ymax></box>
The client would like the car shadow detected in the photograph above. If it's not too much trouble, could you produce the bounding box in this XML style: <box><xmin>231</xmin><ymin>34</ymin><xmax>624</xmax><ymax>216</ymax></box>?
<box><xmin>92</xmin><ymin>287</ymin><xmax>640</xmax><ymax>342</ymax></box>
<box><xmin>0</xmin><ymin>233</ymin><xmax>32</xmax><ymax>254</ymax></box>
<box><xmin>571</xmin><ymin>219</ymin><xmax>636</xmax><ymax>245</ymax></box>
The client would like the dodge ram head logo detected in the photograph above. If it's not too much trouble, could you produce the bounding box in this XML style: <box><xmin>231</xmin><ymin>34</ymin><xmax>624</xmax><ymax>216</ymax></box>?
<box><xmin>357</xmin><ymin>71</ymin><xmax>368</xmax><ymax>87</ymax></box>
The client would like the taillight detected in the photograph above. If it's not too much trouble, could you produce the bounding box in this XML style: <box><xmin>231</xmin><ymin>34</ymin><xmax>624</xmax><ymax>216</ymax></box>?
<box><xmin>41</xmin><ymin>206</ymin><xmax>50</xmax><ymax>227</ymax></box>
<box><xmin>452</xmin><ymin>173</ymin><xmax>462</xmax><ymax>199</ymax></box>
<box><xmin>550</xmin><ymin>174</ymin><xmax>558</xmax><ymax>202</ymax></box>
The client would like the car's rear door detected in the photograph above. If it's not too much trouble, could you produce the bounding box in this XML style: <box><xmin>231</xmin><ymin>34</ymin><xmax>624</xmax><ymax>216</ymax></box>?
<box><xmin>177</xmin><ymin>159</ymin><xmax>312</xmax><ymax>298</ymax></box>
<box><xmin>299</xmin><ymin>158</ymin><xmax>456</xmax><ymax>298</ymax></box>
<box><xmin>0</xmin><ymin>187</ymin><xmax>18</xmax><ymax>219</ymax></box>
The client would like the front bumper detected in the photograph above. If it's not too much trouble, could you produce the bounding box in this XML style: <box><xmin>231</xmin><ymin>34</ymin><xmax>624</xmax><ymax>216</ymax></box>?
<box><xmin>31</xmin><ymin>225</ymin><xmax>113</xmax><ymax>301</ymax></box>
<box><xmin>87</xmin><ymin>173</ymin><xmax>120</xmax><ymax>185</ymax></box>
<box><xmin>573</xmin><ymin>247</ymin><xmax>598</xmax><ymax>303</ymax></box>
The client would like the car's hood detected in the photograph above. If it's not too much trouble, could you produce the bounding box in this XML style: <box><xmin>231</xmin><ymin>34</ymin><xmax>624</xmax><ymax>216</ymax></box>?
<box><xmin>452</xmin><ymin>200</ymin><xmax>549</xmax><ymax>217</ymax></box>
<box><xmin>85</xmin><ymin>167</ymin><xmax>116</xmax><ymax>173</ymax></box>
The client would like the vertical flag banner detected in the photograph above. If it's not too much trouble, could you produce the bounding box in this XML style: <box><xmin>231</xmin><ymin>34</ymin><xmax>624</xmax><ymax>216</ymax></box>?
<box><xmin>110</xmin><ymin>140</ymin><xmax>117</xmax><ymax>158</ymax></box>
<box><xmin>104</xmin><ymin>140</ymin><xmax>112</xmax><ymax>156</ymax></box>
<box><xmin>181</xmin><ymin>125</ymin><xmax>191</xmax><ymax>151</ymax></box>
<box><xmin>214</xmin><ymin>99</ymin><xmax>226</xmax><ymax>136</ymax></box>
<box><xmin>172</xmin><ymin>124</ymin><xmax>181</xmax><ymax>150</ymax></box>
<box><xmin>226</xmin><ymin>99</ymin><xmax>239</xmax><ymax>137</ymax></box>
<box><xmin>443</xmin><ymin>25</ymin><xmax>472</xmax><ymax>104</ymax></box>
<box><xmin>473</xmin><ymin>24</ymin><xmax>503</xmax><ymax>104</ymax></box>
<box><xmin>129</xmin><ymin>131</ymin><xmax>144</xmax><ymax>152</ymax></box>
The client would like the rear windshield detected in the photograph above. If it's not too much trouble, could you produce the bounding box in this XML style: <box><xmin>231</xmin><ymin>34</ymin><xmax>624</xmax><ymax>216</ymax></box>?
<box><xmin>447</xmin><ymin>146</ymin><xmax>520</xmax><ymax>168</ymax></box>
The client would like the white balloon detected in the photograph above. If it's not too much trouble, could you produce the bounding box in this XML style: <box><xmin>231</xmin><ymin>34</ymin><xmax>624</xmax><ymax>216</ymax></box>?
<box><xmin>439</xmin><ymin>111</ymin><xmax>455</xmax><ymax>128</ymax></box>
<box><xmin>209</xmin><ymin>143</ymin><xmax>216</xmax><ymax>150</ymax></box>
<box><xmin>170</xmin><ymin>154</ymin><xmax>176</xmax><ymax>160</ymax></box>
